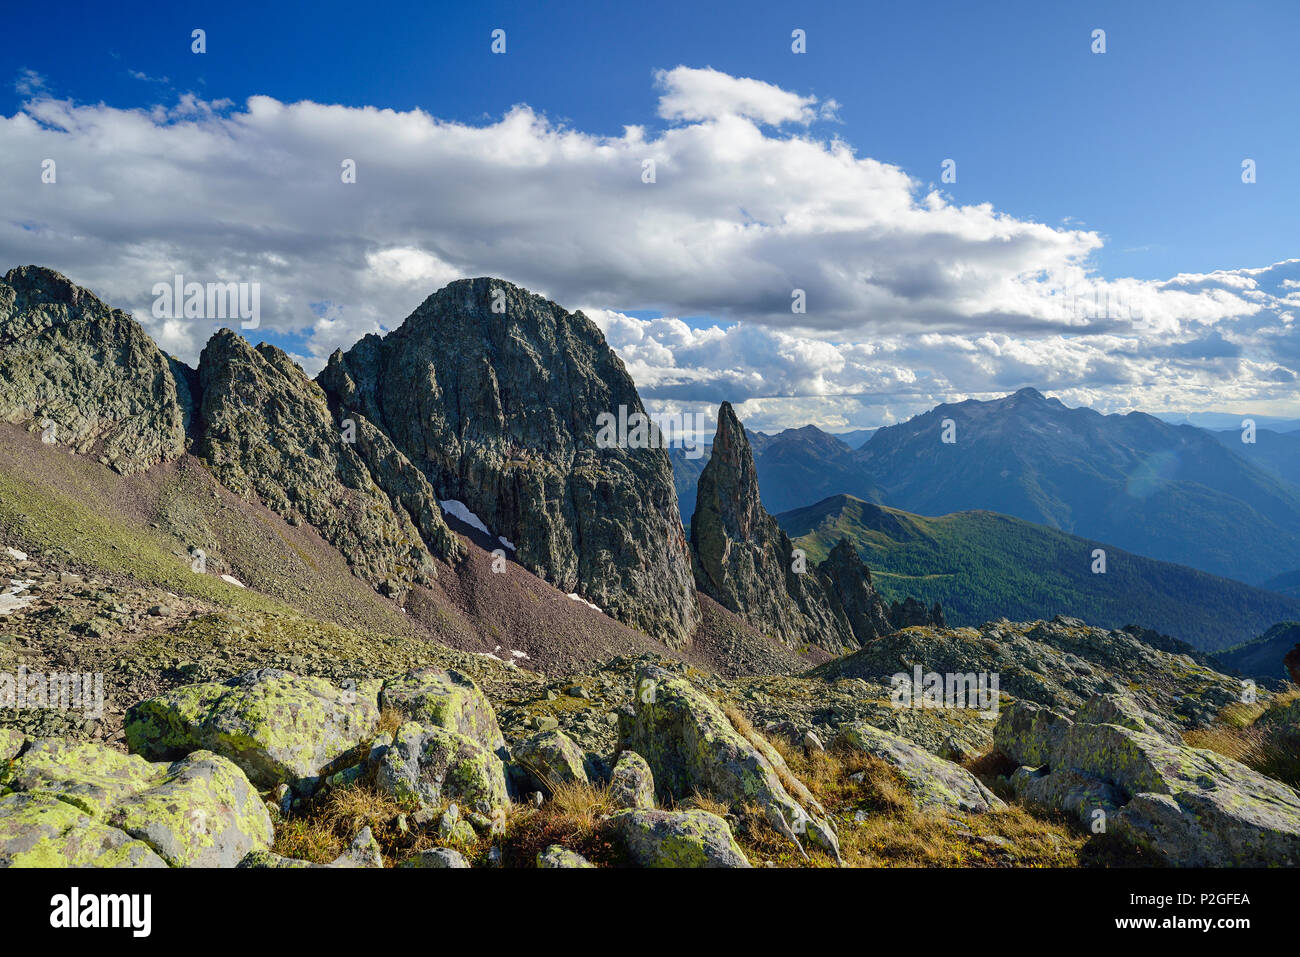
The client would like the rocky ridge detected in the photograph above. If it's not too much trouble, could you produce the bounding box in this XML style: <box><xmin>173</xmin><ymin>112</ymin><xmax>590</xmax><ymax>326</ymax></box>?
<box><xmin>0</xmin><ymin>266</ymin><xmax>187</xmax><ymax>474</ymax></box>
<box><xmin>319</xmin><ymin>278</ymin><xmax>700</xmax><ymax>647</ymax></box>
<box><xmin>198</xmin><ymin>331</ymin><xmax>463</xmax><ymax>598</ymax></box>
<box><xmin>690</xmin><ymin>401</ymin><xmax>941</xmax><ymax>653</ymax></box>
<box><xmin>0</xmin><ymin>269</ymin><xmax>699</xmax><ymax>644</ymax></box>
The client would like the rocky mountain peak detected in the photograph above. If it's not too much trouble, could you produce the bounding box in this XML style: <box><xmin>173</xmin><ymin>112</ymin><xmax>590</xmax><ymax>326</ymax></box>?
<box><xmin>817</xmin><ymin>538</ymin><xmax>895</xmax><ymax>642</ymax></box>
<box><xmin>3</xmin><ymin>265</ymin><xmax>102</xmax><ymax>315</ymax></box>
<box><xmin>0</xmin><ymin>266</ymin><xmax>187</xmax><ymax>474</ymax></box>
<box><xmin>197</xmin><ymin>327</ymin><xmax>461</xmax><ymax>599</ymax></box>
<box><xmin>692</xmin><ymin>405</ymin><xmax>859</xmax><ymax>652</ymax></box>
<box><xmin>697</xmin><ymin>401</ymin><xmax>764</xmax><ymax>540</ymax></box>
<box><xmin>319</xmin><ymin>276</ymin><xmax>700</xmax><ymax>647</ymax></box>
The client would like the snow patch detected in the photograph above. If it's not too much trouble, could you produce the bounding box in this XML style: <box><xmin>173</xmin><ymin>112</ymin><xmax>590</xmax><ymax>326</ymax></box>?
<box><xmin>4</xmin><ymin>548</ymin><xmax>28</xmax><ymax>562</ymax></box>
<box><xmin>439</xmin><ymin>500</ymin><xmax>492</xmax><ymax>537</ymax></box>
<box><xmin>472</xmin><ymin>651</ymin><xmax>518</xmax><ymax>669</ymax></box>
<box><xmin>220</xmin><ymin>574</ymin><xmax>246</xmax><ymax>588</ymax></box>
<box><xmin>0</xmin><ymin>578</ymin><xmax>34</xmax><ymax>615</ymax></box>
<box><xmin>567</xmin><ymin>593</ymin><xmax>602</xmax><ymax>612</ymax></box>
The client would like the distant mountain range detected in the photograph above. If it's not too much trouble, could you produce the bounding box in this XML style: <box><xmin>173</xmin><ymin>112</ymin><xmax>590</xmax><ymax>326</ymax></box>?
<box><xmin>1262</xmin><ymin>569</ymin><xmax>1300</xmax><ymax>598</ymax></box>
<box><xmin>1210</xmin><ymin>427</ymin><xmax>1300</xmax><ymax>488</ymax></box>
<box><xmin>775</xmin><ymin>494</ymin><xmax>1300</xmax><ymax>652</ymax></box>
<box><xmin>1158</xmin><ymin>411</ymin><xmax>1300</xmax><ymax>432</ymax></box>
<box><xmin>1215</xmin><ymin>622</ymin><xmax>1300</xmax><ymax>681</ymax></box>
<box><xmin>672</xmin><ymin>389</ymin><xmax>1300</xmax><ymax>588</ymax></box>
<box><xmin>854</xmin><ymin>389</ymin><xmax>1300</xmax><ymax>586</ymax></box>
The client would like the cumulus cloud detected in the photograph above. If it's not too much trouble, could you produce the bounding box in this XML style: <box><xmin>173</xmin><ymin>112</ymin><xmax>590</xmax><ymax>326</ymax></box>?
<box><xmin>0</xmin><ymin>67</ymin><xmax>1294</xmax><ymax>426</ymax></box>
<box><xmin>654</xmin><ymin>65</ymin><xmax>831</xmax><ymax>125</ymax></box>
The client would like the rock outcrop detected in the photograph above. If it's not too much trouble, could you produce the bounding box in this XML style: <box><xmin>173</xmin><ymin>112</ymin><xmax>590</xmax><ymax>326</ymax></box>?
<box><xmin>837</xmin><ymin>722</ymin><xmax>1004</xmax><ymax>814</ymax></box>
<box><xmin>125</xmin><ymin>668</ymin><xmax>381</xmax><ymax>792</ymax></box>
<box><xmin>374</xmin><ymin>721</ymin><xmax>509</xmax><ymax>811</ymax></box>
<box><xmin>620</xmin><ymin>663</ymin><xmax>839</xmax><ymax>859</ymax></box>
<box><xmin>318</xmin><ymin>278</ymin><xmax>699</xmax><ymax>647</ymax></box>
<box><xmin>817</xmin><ymin>538</ymin><xmax>896</xmax><ymax>642</ymax></box>
<box><xmin>609</xmin><ymin>750</ymin><xmax>655</xmax><ymax>810</ymax></box>
<box><xmin>886</xmin><ymin>596</ymin><xmax>946</xmax><ymax>630</ymax></box>
<box><xmin>995</xmin><ymin>698</ymin><xmax>1300</xmax><ymax>866</ymax></box>
<box><xmin>197</xmin><ymin>331</ymin><xmax>461</xmax><ymax>598</ymax></box>
<box><xmin>0</xmin><ymin>266</ymin><xmax>187</xmax><ymax>473</ymax></box>
<box><xmin>690</xmin><ymin>403</ymin><xmax>855</xmax><ymax>652</ymax></box>
<box><xmin>537</xmin><ymin>845</ymin><xmax>596</xmax><ymax>868</ymax></box>
<box><xmin>816</xmin><ymin>615</ymin><xmax>1242</xmax><ymax>724</ymax></box>
<box><xmin>0</xmin><ymin>739</ymin><xmax>271</xmax><ymax>867</ymax></box>
<box><xmin>691</xmin><ymin>403</ymin><xmax>950</xmax><ymax>653</ymax></box>
<box><xmin>608</xmin><ymin>809</ymin><xmax>751</xmax><ymax>868</ymax></box>
<box><xmin>510</xmin><ymin>729</ymin><xmax>589</xmax><ymax>795</ymax></box>
<box><xmin>400</xmin><ymin>847</ymin><xmax>471</xmax><ymax>868</ymax></box>
<box><xmin>379</xmin><ymin>667</ymin><xmax>505</xmax><ymax>757</ymax></box>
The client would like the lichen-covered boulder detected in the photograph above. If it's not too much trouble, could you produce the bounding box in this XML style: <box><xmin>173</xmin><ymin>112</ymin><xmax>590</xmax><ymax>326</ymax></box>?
<box><xmin>995</xmin><ymin>700</ymin><xmax>1300</xmax><ymax>865</ymax></box>
<box><xmin>375</xmin><ymin>721</ymin><xmax>508</xmax><ymax>811</ymax></box>
<box><xmin>1011</xmin><ymin>766</ymin><xmax>1123</xmax><ymax>828</ymax></box>
<box><xmin>511</xmin><ymin>729</ymin><xmax>589</xmax><ymax>795</ymax></box>
<box><xmin>1060</xmin><ymin>722</ymin><xmax>1300</xmax><ymax>865</ymax></box>
<box><xmin>837</xmin><ymin>723</ymin><xmax>1005</xmax><ymax>814</ymax></box>
<box><xmin>400</xmin><ymin>847</ymin><xmax>470</xmax><ymax>869</ymax></box>
<box><xmin>620</xmin><ymin>664</ymin><xmax>838</xmax><ymax>859</ymax></box>
<box><xmin>537</xmin><ymin>845</ymin><xmax>595</xmax><ymax>868</ymax></box>
<box><xmin>380</xmin><ymin>668</ymin><xmax>505</xmax><ymax>756</ymax></box>
<box><xmin>0</xmin><ymin>728</ymin><xmax>26</xmax><ymax>762</ymax></box>
<box><xmin>1075</xmin><ymin>694</ymin><xmax>1182</xmax><ymax>744</ymax></box>
<box><xmin>105</xmin><ymin>750</ymin><xmax>275</xmax><ymax>867</ymax></box>
<box><xmin>609</xmin><ymin>750</ymin><xmax>655</xmax><ymax>810</ymax></box>
<box><xmin>609</xmin><ymin>809</ymin><xmax>751</xmax><ymax>868</ymax></box>
<box><xmin>0</xmin><ymin>793</ymin><xmax>166</xmax><ymax>867</ymax></box>
<box><xmin>125</xmin><ymin>668</ymin><xmax>381</xmax><ymax>791</ymax></box>
<box><xmin>4</xmin><ymin>738</ymin><xmax>163</xmax><ymax>816</ymax></box>
<box><xmin>992</xmin><ymin>700</ymin><xmax>1073</xmax><ymax>767</ymax></box>
<box><xmin>0</xmin><ymin>739</ymin><xmax>272</xmax><ymax>867</ymax></box>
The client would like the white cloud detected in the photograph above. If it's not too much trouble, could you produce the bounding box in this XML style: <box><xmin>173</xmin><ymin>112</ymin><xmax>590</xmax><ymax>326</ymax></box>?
<box><xmin>0</xmin><ymin>69</ymin><xmax>1294</xmax><ymax>422</ymax></box>
<box><xmin>654</xmin><ymin>66</ymin><xmax>829</xmax><ymax>125</ymax></box>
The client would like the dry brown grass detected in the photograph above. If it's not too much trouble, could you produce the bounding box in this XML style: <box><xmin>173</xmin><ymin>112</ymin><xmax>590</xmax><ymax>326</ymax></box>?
<box><xmin>678</xmin><ymin>791</ymin><xmax>731</xmax><ymax>818</ymax></box>
<box><xmin>1184</xmin><ymin>691</ymin><xmax>1300</xmax><ymax>788</ymax></box>
<box><xmin>729</xmin><ymin>733</ymin><xmax>1093</xmax><ymax>868</ymax></box>
<box><xmin>497</xmin><ymin>781</ymin><xmax>628</xmax><ymax>867</ymax></box>
<box><xmin>375</xmin><ymin>707</ymin><xmax>404</xmax><ymax>739</ymax></box>
<box><xmin>548</xmin><ymin>780</ymin><xmax>613</xmax><ymax>821</ymax></box>
<box><xmin>274</xmin><ymin>776</ymin><xmax>631</xmax><ymax>868</ymax></box>
<box><xmin>272</xmin><ymin>782</ymin><xmax>431</xmax><ymax>864</ymax></box>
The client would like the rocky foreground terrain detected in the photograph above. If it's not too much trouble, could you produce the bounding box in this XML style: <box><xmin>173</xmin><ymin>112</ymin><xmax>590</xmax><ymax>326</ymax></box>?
<box><xmin>1</xmin><ymin>266</ymin><xmax>1299</xmax><ymax>868</ymax></box>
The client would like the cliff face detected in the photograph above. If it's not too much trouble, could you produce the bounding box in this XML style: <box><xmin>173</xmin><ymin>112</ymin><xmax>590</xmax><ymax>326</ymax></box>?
<box><xmin>0</xmin><ymin>270</ymin><xmax>699</xmax><ymax>631</ymax></box>
<box><xmin>690</xmin><ymin>402</ymin><xmax>855</xmax><ymax>652</ymax></box>
<box><xmin>318</xmin><ymin>278</ymin><xmax>700</xmax><ymax>648</ymax></box>
<box><xmin>0</xmin><ymin>266</ymin><xmax>186</xmax><ymax>474</ymax></box>
<box><xmin>691</xmin><ymin>402</ymin><xmax>943</xmax><ymax>653</ymax></box>
<box><xmin>197</xmin><ymin>330</ymin><xmax>462</xmax><ymax>599</ymax></box>
<box><xmin>817</xmin><ymin>538</ymin><xmax>897</xmax><ymax>642</ymax></box>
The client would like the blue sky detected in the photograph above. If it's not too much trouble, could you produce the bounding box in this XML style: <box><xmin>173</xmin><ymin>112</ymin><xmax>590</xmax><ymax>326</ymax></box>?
<box><xmin>2</xmin><ymin>0</ymin><xmax>1298</xmax><ymax>429</ymax></box>
<box><xmin>6</xmin><ymin>0</ymin><xmax>1295</xmax><ymax>278</ymax></box>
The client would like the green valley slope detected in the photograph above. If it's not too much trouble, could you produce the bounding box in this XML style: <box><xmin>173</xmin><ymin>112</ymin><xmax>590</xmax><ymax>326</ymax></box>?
<box><xmin>777</xmin><ymin>494</ymin><xmax>1300</xmax><ymax>652</ymax></box>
